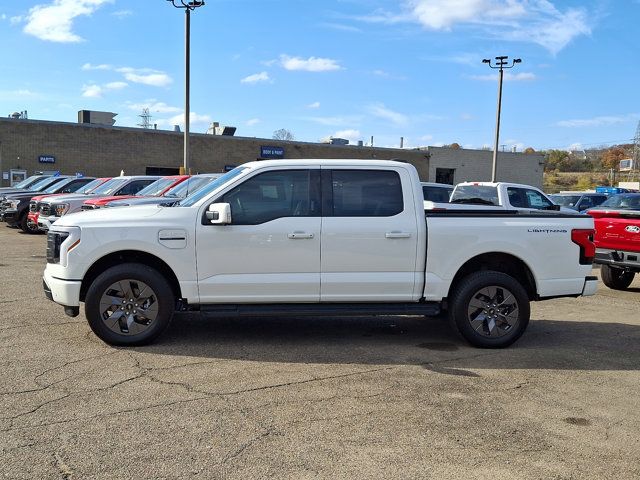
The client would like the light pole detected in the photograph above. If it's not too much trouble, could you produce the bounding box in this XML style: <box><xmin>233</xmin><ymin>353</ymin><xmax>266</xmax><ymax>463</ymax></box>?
<box><xmin>167</xmin><ymin>0</ymin><xmax>205</xmax><ymax>174</ymax></box>
<box><xmin>482</xmin><ymin>56</ymin><xmax>521</xmax><ymax>182</ymax></box>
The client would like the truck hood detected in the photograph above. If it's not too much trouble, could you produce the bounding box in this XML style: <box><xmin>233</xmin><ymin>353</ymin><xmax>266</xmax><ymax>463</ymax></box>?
<box><xmin>107</xmin><ymin>196</ymin><xmax>176</xmax><ymax>207</ymax></box>
<box><xmin>54</xmin><ymin>204</ymin><xmax>193</xmax><ymax>229</ymax></box>
<box><xmin>43</xmin><ymin>193</ymin><xmax>93</xmax><ymax>204</ymax></box>
<box><xmin>84</xmin><ymin>195</ymin><xmax>138</xmax><ymax>206</ymax></box>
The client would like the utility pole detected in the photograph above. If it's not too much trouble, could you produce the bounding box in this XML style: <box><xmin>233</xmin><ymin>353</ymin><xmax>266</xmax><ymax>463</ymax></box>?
<box><xmin>166</xmin><ymin>1</ymin><xmax>205</xmax><ymax>174</ymax></box>
<box><xmin>482</xmin><ymin>56</ymin><xmax>521</xmax><ymax>182</ymax></box>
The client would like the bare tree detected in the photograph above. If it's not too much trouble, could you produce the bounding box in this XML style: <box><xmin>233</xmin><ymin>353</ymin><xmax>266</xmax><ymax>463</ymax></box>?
<box><xmin>273</xmin><ymin>128</ymin><xmax>294</xmax><ymax>141</ymax></box>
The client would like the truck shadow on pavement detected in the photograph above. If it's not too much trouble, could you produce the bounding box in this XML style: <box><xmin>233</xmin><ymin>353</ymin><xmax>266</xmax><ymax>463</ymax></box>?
<box><xmin>134</xmin><ymin>314</ymin><xmax>640</xmax><ymax>371</ymax></box>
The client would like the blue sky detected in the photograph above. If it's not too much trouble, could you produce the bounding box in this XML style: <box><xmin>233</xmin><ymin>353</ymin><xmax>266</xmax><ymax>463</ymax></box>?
<box><xmin>0</xmin><ymin>0</ymin><xmax>637</xmax><ymax>152</ymax></box>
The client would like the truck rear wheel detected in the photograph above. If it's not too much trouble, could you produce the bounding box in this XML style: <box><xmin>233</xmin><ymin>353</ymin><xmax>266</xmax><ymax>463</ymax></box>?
<box><xmin>600</xmin><ymin>265</ymin><xmax>635</xmax><ymax>290</ymax></box>
<box><xmin>448</xmin><ymin>271</ymin><xmax>530</xmax><ymax>348</ymax></box>
<box><xmin>84</xmin><ymin>263</ymin><xmax>175</xmax><ymax>346</ymax></box>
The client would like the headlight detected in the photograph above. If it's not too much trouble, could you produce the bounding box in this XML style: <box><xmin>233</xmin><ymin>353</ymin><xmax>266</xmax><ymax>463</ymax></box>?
<box><xmin>54</xmin><ymin>203</ymin><xmax>70</xmax><ymax>217</ymax></box>
<box><xmin>46</xmin><ymin>227</ymin><xmax>81</xmax><ymax>266</ymax></box>
<box><xmin>8</xmin><ymin>199</ymin><xmax>20</xmax><ymax>210</ymax></box>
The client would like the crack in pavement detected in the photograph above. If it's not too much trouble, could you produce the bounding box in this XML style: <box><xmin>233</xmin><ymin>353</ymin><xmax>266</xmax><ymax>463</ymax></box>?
<box><xmin>0</xmin><ymin>351</ymin><xmax>119</xmax><ymax>396</ymax></box>
<box><xmin>219</xmin><ymin>428</ymin><xmax>274</xmax><ymax>465</ymax></box>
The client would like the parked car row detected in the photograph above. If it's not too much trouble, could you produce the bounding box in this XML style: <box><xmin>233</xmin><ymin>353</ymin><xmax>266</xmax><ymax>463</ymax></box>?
<box><xmin>1</xmin><ymin>173</ymin><xmax>222</xmax><ymax>233</ymax></box>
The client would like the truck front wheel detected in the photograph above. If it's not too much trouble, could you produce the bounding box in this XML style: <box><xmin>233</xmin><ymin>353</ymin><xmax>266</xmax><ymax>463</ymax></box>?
<box><xmin>600</xmin><ymin>265</ymin><xmax>635</xmax><ymax>290</ymax></box>
<box><xmin>448</xmin><ymin>271</ymin><xmax>530</xmax><ymax>348</ymax></box>
<box><xmin>84</xmin><ymin>263</ymin><xmax>175</xmax><ymax>346</ymax></box>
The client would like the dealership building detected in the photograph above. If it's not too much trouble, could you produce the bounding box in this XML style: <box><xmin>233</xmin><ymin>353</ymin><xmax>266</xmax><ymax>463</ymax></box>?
<box><xmin>0</xmin><ymin>115</ymin><xmax>544</xmax><ymax>188</ymax></box>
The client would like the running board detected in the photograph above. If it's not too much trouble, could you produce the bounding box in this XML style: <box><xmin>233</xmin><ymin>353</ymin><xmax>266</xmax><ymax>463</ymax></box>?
<box><xmin>199</xmin><ymin>302</ymin><xmax>441</xmax><ymax>317</ymax></box>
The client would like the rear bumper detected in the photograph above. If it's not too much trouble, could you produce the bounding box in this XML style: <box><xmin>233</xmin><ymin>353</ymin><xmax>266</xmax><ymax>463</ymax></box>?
<box><xmin>595</xmin><ymin>248</ymin><xmax>640</xmax><ymax>271</ymax></box>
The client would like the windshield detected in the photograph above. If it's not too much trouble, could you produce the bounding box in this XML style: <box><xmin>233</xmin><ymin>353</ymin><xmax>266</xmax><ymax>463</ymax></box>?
<box><xmin>596</xmin><ymin>194</ymin><xmax>640</xmax><ymax>210</ymax></box>
<box><xmin>14</xmin><ymin>175</ymin><xmax>42</xmax><ymax>189</ymax></box>
<box><xmin>76</xmin><ymin>178</ymin><xmax>104</xmax><ymax>194</ymax></box>
<box><xmin>178</xmin><ymin>168</ymin><xmax>248</xmax><ymax>207</ymax></box>
<box><xmin>165</xmin><ymin>175</ymin><xmax>217</xmax><ymax>198</ymax></box>
<box><xmin>42</xmin><ymin>179</ymin><xmax>74</xmax><ymax>193</ymax></box>
<box><xmin>136</xmin><ymin>178</ymin><xmax>177</xmax><ymax>196</ymax></box>
<box><xmin>450</xmin><ymin>185</ymin><xmax>498</xmax><ymax>205</ymax></box>
<box><xmin>29</xmin><ymin>176</ymin><xmax>61</xmax><ymax>191</ymax></box>
<box><xmin>422</xmin><ymin>185</ymin><xmax>453</xmax><ymax>202</ymax></box>
<box><xmin>90</xmin><ymin>178</ymin><xmax>129</xmax><ymax>195</ymax></box>
<box><xmin>550</xmin><ymin>195</ymin><xmax>581</xmax><ymax>207</ymax></box>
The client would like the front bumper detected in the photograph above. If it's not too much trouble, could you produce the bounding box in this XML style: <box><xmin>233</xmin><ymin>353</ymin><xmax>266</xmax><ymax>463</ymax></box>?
<box><xmin>37</xmin><ymin>215</ymin><xmax>55</xmax><ymax>231</ymax></box>
<box><xmin>43</xmin><ymin>268</ymin><xmax>81</xmax><ymax>307</ymax></box>
<box><xmin>1</xmin><ymin>210</ymin><xmax>17</xmax><ymax>224</ymax></box>
<box><xmin>595</xmin><ymin>248</ymin><xmax>640</xmax><ymax>271</ymax></box>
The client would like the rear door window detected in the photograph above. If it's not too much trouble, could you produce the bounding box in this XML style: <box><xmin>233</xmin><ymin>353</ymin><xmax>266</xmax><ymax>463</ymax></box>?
<box><xmin>326</xmin><ymin>170</ymin><xmax>403</xmax><ymax>217</ymax></box>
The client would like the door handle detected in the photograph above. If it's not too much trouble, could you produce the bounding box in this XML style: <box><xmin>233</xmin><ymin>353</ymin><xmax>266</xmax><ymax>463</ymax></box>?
<box><xmin>385</xmin><ymin>231</ymin><xmax>412</xmax><ymax>239</ymax></box>
<box><xmin>288</xmin><ymin>232</ymin><xmax>314</xmax><ymax>239</ymax></box>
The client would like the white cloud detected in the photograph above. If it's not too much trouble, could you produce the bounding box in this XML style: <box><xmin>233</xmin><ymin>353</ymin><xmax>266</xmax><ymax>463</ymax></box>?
<box><xmin>1</xmin><ymin>14</ymin><xmax>6</xmax><ymax>21</ymax></box>
<box><xmin>307</xmin><ymin>101</ymin><xmax>321</xmax><ymax>109</ymax></box>
<box><xmin>320</xmin><ymin>129</ymin><xmax>362</xmax><ymax>144</ymax></box>
<box><xmin>23</xmin><ymin>0</ymin><xmax>113</xmax><ymax>43</ymax></box>
<box><xmin>156</xmin><ymin>112</ymin><xmax>212</xmax><ymax>129</ymax></box>
<box><xmin>82</xmin><ymin>84</ymin><xmax>103</xmax><ymax>98</ymax></box>
<box><xmin>246</xmin><ymin>118</ymin><xmax>261</xmax><ymax>126</ymax></box>
<box><xmin>112</xmin><ymin>9</ymin><xmax>132</xmax><ymax>18</ymax></box>
<box><xmin>460</xmin><ymin>113</ymin><xmax>474</xmax><ymax>121</ymax></box>
<box><xmin>81</xmin><ymin>81</ymin><xmax>127</xmax><ymax>98</ymax></box>
<box><xmin>469</xmin><ymin>72</ymin><xmax>537</xmax><ymax>81</ymax></box>
<box><xmin>420</xmin><ymin>134</ymin><xmax>433</xmax><ymax>141</ymax></box>
<box><xmin>122</xmin><ymin>72</ymin><xmax>172</xmax><ymax>87</ymax></box>
<box><xmin>240</xmin><ymin>72</ymin><xmax>271</xmax><ymax>84</ymax></box>
<box><xmin>358</xmin><ymin>0</ymin><xmax>591</xmax><ymax>54</ymax></box>
<box><xmin>556</xmin><ymin>114</ymin><xmax>640</xmax><ymax>128</ymax></box>
<box><xmin>10</xmin><ymin>15</ymin><xmax>25</xmax><ymax>25</ymax></box>
<box><xmin>82</xmin><ymin>63</ymin><xmax>112</xmax><ymax>71</ymax></box>
<box><xmin>105</xmin><ymin>81</ymin><xmax>127</xmax><ymax>90</ymax></box>
<box><xmin>280</xmin><ymin>55</ymin><xmax>342</xmax><ymax>72</ymax></box>
<box><xmin>127</xmin><ymin>101</ymin><xmax>182</xmax><ymax>114</ymax></box>
<box><xmin>366</xmin><ymin>103</ymin><xmax>409</xmax><ymax>126</ymax></box>
<box><xmin>319</xmin><ymin>22</ymin><xmax>363</xmax><ymax>33</ymax></box>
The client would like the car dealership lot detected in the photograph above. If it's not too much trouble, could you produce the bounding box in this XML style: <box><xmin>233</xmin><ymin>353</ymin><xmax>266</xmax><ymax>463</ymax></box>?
<box><xmin>1</xmin><ymin>226</ymin><xmax>639</xmax><ymax>479</ymax></box>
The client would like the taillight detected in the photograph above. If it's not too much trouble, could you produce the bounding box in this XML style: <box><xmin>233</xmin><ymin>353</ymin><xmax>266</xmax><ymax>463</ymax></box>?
<box><xmin>571</xmin><ymin>229</ymin><xmax>596</xmax><ymax>265</ymax></box>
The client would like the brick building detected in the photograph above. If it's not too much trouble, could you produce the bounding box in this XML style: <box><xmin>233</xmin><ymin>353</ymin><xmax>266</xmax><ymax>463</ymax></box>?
<box><xmin>0</xmin><ymin>117</ymin><xmax>544</xmax><ymax>188</ymax></box>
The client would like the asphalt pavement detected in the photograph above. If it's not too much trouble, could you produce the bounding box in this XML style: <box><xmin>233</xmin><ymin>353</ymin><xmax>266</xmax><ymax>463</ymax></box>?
<box><xmin>1</xmin><ymin>224</ymin><xmax>639</xmax><ymax>479</ymax></box>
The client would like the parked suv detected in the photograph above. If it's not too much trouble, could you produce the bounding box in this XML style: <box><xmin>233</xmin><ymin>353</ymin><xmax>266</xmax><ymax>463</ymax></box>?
<box><xmin>550</xmin><ymin>192</ymin><xmax>608</xmax><ymax>212</ymax></box>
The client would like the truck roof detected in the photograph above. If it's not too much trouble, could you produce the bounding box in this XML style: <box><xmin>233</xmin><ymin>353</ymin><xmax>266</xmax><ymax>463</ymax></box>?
<box><xmin>241</xmin><ymin>159</ymin><xmax>412</xmax><ymax>169</ymax></box>
<box><xmin>455</xmin><ymin>181</ymin><xmax>541</xmax><ymax>189</ymax></box>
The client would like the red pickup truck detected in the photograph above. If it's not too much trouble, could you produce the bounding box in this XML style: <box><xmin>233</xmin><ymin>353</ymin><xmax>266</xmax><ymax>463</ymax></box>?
<box><xmin>588</xmin><ymin>193</ymin><xmax>640</xmax><ymax>289</ymax></box>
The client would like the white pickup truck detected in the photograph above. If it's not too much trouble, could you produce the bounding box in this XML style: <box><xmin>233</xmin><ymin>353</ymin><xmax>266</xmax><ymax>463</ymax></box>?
<box><xmin>426</xmin><ymin>181</ymin><xmax>572</xmax><ymax>213</ymax></box>
<box><xmin>43</xmin><ymin>160</ymin><xmax>598</xmax><ymax>348</ymax></box>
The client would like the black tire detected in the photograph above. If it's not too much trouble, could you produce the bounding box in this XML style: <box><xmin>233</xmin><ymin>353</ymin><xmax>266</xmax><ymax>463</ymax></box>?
<box><xmin>448</xmin><ymin>271</ymin><xmax>530</xmax><ymax>348</ymax></box>
<box><xmin>600</xmin><ymin>265</ymin><xmax>635</xmax><ymax>290</ymax></box>
<box><xmin>84</xmin><ymin>263</ymin><xmax>175</xmax><ymax>346</ymax></box>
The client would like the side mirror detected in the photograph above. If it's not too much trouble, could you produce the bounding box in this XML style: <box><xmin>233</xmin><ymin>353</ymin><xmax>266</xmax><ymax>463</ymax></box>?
<box><xmin>206</xmin><ymin>203</ymin><xmax>231</xmax><ymax>225</ymax></box>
